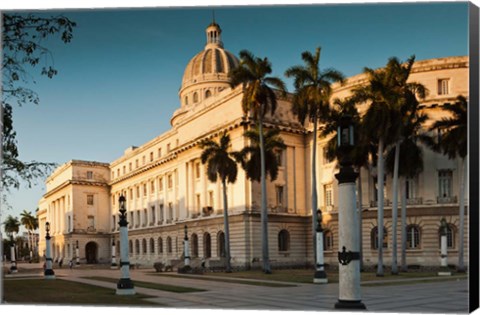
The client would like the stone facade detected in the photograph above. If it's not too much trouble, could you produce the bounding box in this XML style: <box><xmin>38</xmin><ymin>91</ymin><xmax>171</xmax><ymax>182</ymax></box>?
<box><xmin>37</xmin><ymin>22</ymin><xmax>469</xmax><ymax>270</ymax></box>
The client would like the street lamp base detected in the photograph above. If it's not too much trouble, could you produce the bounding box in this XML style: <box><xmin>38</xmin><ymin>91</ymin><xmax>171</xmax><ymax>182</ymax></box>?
<box><xmin>111</xmin><ymin>263</ymin><xmax>118</xmax><ymax>269</ymax></box>
<box><xmin>313</xmin><ymin>270</ymin><xmax>328</xmax><ymax>284</ymax></box>
<box><xmin>335</xmin><ymin>299</ymin><xmax>366</xmax><ymax>310</ymax></box>
<box><xmin>10</xmin><ymin>266</ymin><xmax>18</xmax><ymax>273</ymax></box>
<box><xmin>116</xmin><ymin>278</ymin><xmax>135</xmax><ymax>295</ymax></box>
<box><xmin>44</xmin><ymin>269</ymin><xmax>56</xmax><ymax>279</ymax></box>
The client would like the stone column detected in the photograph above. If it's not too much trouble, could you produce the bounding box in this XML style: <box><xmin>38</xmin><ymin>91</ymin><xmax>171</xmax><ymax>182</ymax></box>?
<box><xmin>44</xmin><ymin>222</ymin><xmax>55</xmax><ymax>279</ymax></box>
<box><xmin>116</xmin><ymin>195</ymin><xmax>135</xmax><ymax>295</ymax></box>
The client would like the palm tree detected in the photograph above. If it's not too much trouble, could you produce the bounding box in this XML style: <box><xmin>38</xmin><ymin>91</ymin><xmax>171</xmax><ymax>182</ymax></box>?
<box><xmin>428</xmin><ymin>95</ymin><xmax>467</xmax><ymax>272</ymax></box>
<box><xmin>285</xmin><ymin>47</ymin><xmax>344</xmax><ymax>259</ymax></box>
<box><xmin>3</xmin><ymin>215</ymin><xmax>20</xmax><ymax>242</ymax></box>
<box><xmin>237</xmin><ymin>127</ymin><xmax>286</xmax><ymax>183</ymax></box>
<box><xmin>199</xmin><ymin>131</ymin><xmax>240</xmax><ymax>273</ymax></box>
<box><xmin>353</xmin><ymin>58</ymin><xmax>405</xmax><ymax>276</ymax></box>
<box><xmin>229</xmin><ymin>50</ymin><xmax>286</xmax><ymax>274</ymax></box>
<box><xmin>20</xmin><ymin>210</ymin><xmax>38</xmax><ymax>260</ymax></box>
<box><xmin>382</xmin><ymin>56</ymin><xmax>427</xmax><ymax>274</ymax></box>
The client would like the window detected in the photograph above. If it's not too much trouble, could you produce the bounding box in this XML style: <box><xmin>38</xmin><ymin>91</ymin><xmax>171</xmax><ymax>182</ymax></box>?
<box><xmin>149</xmin><ymin>238</ymin><xmax>155</xmax><ymax>253</ymax></box>
<box><xmin>205</xmin><ymin>90</ymin><xmax>212</xmax><ymax>98</ymax></box>
<box><xmin>195</xmin><ymin>163</ymin><xmax>201</xmax><ymax>179</ymax></box>
<box><xmin>167</xmin><ymin>143</ymin><xmax>171</xmax><ymax>153</ymax></box>
<box><xmin>123</xmin><ymin>166</ymin><xmax>126</xmax><ymax>174</ymax></box>
<box><xmin>217</xmin><ymin>231</ymin><xmax>226</xmax><ymax>257</ymax></box>
<box><xmin>193</xmin><ymin>92</ymin><xmax>198</xmax><ymax>103</ymax></box>
<box><xmin>324</xmin><ymin>184</ymin><xmax>333</xmax><ymax>207</ymax></box>
<box><xmin>373</xmin><ymin>176</ymin><xmax>387</xmax><ymax>202</ymax></box>
<box><xmin>167</xmin><ymin>237</ymin><xmax>172</xmax><ymax>253</ymax></box>
<box><xmin>168</xmin><ymin>174</ymin><xmax>173</xmax><ymax>189</ymax></box>
<box><xmin>129</xmin><ymin>240</ymin><xmax>133</xmax><ymax>254</ymax></box>
<box><xmin>87</xmin><ymin>171</ymin><xmax>93</xmax><ymax>179</ymax></box>
<box><xmin>371</xmin><ymin>226</ymin><xmax>388</xmax><ymax>249</ymax></box>
<box><xmin>87</xmin><ymin>216</ymin><xmax>95</xmax><ymax>229</ymax></box>
<box><xmin>142</xmin><ymin>156</ymin><xmax>146</xmax><ymax>165</ymax></box>
<box><xmin>196</xmin><ymin>194</ymin><xmax>201</xmax><ymax>212</ymax></box>
<box><xmin>324</xmin><ymin>230</ymin><xmax>334</xmax><ymax>250</ymax></box>
<box><xmin>278</xmin><ymin>229</ymin><xmax>290</xmax><ymax>251</ymax></box>
<box><xmin>87</xmin><ymin>195</ymin><xmax>94</xmax><ymax>206</ymax></box>
<box><xmin>135</xmin><ymin>159</ymin><xmax>139</xmax><ymax>168</ymax></box>
<box><xmin>438</xmin><ymin>170</ymin><xmax>453</xmax><ymax>198</ymax></box>
<box><xmin>136</xmin><ymin>211</ymin><xmax>141</xmax><ymax>227</ymax></box>
<box><xmin>129</xmin><ymin>212</ymin><xmax>134</xmax><ymax>229</ymax></box>
<box><xmin>438</xmin><ymin>79</ymin><xmax>450</xmax><ymax>95</ymax></box>
<box><xmin>143</xmin><ymin>184</ymin><xmax>147</xmax><ymax>197</ymax></box>
<box><xmin>204</xmin><ymin>233</ymin><xmax>211</xmax><ymax>258</ymax></box>
<box><xmin>158</xmin><ymin>148</ymin><xmax>162</xmax><ymax>158</ymax></box>
<box><xmin>406</xmin><ymin>177</ymin><xmax>417</xmax><ymax>199</ymax></box>
<box><xmin>150</xmin><ymin>152</ymin><xmax>154</xmax><ymax>162</ymax></box>
<box><xmin>68</xmin><ymin>215</ymin><xmax>72</xmax><ymax>232</ymax></box>
<box><xmin>168</xmin><ymin>203</ymin><xmax>173</xmax><ymax>220</ymax></box>
<box><xmin>142</xmin><ymin>239</ymin><xmax>147</xmax><ymax>254</ymax></box>
<box><xmin>135</xmin><ymin>240</ymin><xmax>140</xmax><ymax>255</ymax></box>
<box><xmin>406</xmin><ymin>225</ymin><xmax>421</xmax><ymax>249</ymax></box>
<box><xmin>151</xmin><ymin>206</ymin><xmax>156</xmax><ymax>224</ymax></box>
<box><xmin>185</xmin><ymin>96</ymin><xmax>188</xmax><ymax>106</ymax></box>
<box><xmin>129</xmin><ymin>189</ymin><xmax>133</xmax><ymax>200</ymax></box>
<box><xmin>136</xmin><ymin>186</ymin><xmax>140</xmax><ymax>198</ymax></box>
<box><xmin>439</xmin><ymin>224</ymin><xmax>456</xmax><ymax>249</ymax></box>
<box><xmin>117</xmin><ymin>169</ymin><xmax>120</xmax><ymax>177</ymax></box>
<box><xmin>158</xmin><ymin>237</ymin><xmax>163</xmax><ymax>254</ymax></box>
<box><xmin>151</xmin><ymin>181</ymin><xmax>155</xmax><ymax>193</ymax></box>
<box><xmin>143</xmin><ymin>209</ymin><xmax>147</xmax><ymax>226</ymax></box>
<box><xmin>191</xmin><ymin>234</ymin><xmax>199</xmax><ymax>258</ymax></box>
<box><xmin>276</xmin><ymin>186</ymin><xmax>284</xmax><ymax>206</ymax></box>
<box><xmin>159</xmin><ymin>204</ymin><xmax>164</xmax><ymax>223</ymax></box>
<box><xmin>129</xmin><ymin>162</ymin><xmax>132</xmax><ymax>171</ymax></box>
<box><xmin>276</xmin><ymin>150</ymin><xmax>283</xmax><ymax>167</ymax></box>
<box><xmin>208</xmin><ymin>191</ymin><xmax>214</xmax><ymax>208</ymax></box>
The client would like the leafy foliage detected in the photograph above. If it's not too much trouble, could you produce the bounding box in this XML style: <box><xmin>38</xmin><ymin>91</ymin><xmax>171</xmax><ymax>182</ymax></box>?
<box><xmin>1</xmin><ymin>14</ymin><xmax>76</xmax><ymax>197</ymax></box>
<box><xmin>199</xmin><ymin>132</ymin><xmax>239</xmax><ymax>185</ymax></box>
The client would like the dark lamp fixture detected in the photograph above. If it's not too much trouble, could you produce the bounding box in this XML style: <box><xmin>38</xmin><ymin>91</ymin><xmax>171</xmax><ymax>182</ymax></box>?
<box><xmin>45</xmin><ymin>222</ymin><xmax>50</xmax><ymax>232</ymax></box>
<box><xmin>119</xmin><ymin>195</ymin><xmax>126</xmax><ymax>210</ymax></box>
<box><xmin>337</xmin><ymin>115</ymin><xmax>354</xmax><ymax>148</ymax></box>
<box><xmin>317</xmin><ymin>209</ymin><xmax>323</xmax><ymax>223</ymax></box>
<box><xmin>184</xmin><ymin>225</ymin><xmax>188</xmax><ymax>239</ymax></box>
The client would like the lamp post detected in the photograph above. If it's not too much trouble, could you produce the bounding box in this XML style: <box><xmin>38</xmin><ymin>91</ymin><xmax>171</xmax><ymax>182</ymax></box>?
<box><xmin>184</xmin><ymin>225</ymin><xmax>190</xmax><ymax>267</ymax></box>
<box><xmin>438</xmin><ymin>218</ymin><xmax>451</xmax><ymax>276</ymax></box>
<box><xmin>111</xmin><ymin>239</ymin><xmax>117</xmax><ymax>269</ymax></box>
<box><xmin>75</xmin><ymin>240</ymin><xmax>80</xmax><ymax>265</ymax></box>
<box><xmin>9</xmin><ymin>235</ymin><xmax>17</xmax><ymax>273</ymax></box>
<box><xmin>313</xmin><ymin>209</ymin><xmax>327</xmax><ymax>283</ymax></box>
<box><xmin>334</xmin><ymin>115</ymin><xmax>365</xmax><ymax>310</ymax></box>
<box><xmin>116</xmin><ymin>195</ymin><xmax>135</xmax><ymax>295</ymax></box>
<box><xmin>44</xmin><ymin>222</ymin><xmax>55</xmax><ymax>279</ymax></box>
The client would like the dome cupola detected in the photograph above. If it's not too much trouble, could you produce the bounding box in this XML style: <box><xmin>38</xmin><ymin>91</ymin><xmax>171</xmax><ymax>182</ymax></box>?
<box><xmin>179</xmin><ymin>21</ymin><xmax>239</xmax><ymax>109</ymax></box>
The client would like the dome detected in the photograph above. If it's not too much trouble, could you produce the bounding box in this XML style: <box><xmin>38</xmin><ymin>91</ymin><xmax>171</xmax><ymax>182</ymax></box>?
<box><xmin>178</xmin><ymin>22</ymin><xmax>239</xmax><ymax>108</ymax></box>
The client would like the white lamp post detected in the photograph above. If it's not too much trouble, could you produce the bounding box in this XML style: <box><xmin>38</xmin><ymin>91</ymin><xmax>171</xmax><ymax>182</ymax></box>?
<box><xmin>9</xmin><ymin>236</ymin><xmax>17</xmax><ymax>273</ymax></box>
<box><xmin>116</xmin><ymin>195</ymin><xmax>135</xmax><ymax>295</ymax></box>
<box><xmin>111</xmin><ymin>239</ymin><xmax>117</xmax><ymax>269</ymax></box>
<box><xmin>313</xmin><ymin>209</ymin><xmax>327</xmax><ymax>283</ymax></box>
<box><xmin>44</xmin><ymin>222</ymin><xmax>55</xmax><ymax>279</ymax></box>
<box><xmin>184</xmin><ymin>225</ymin><xmax>190</xmax><ymax>267</ymax></box>
<box><xmin>334</xmin><ymin>115</ymin><xmax>365</xmax><ymax>310</ymax></box>
<box><xmin>75</xmin><ymin>240</ymin><xmax>80</xmax><ymax>265</ymax></box>
<box><xmin>438</xmin><ymin>217</ymin><xmax>451</xmax><ymax>276</ymax></box>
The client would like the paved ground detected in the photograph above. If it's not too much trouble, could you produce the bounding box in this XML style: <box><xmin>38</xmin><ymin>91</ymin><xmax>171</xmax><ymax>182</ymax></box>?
<box><xmin>4</xmin><ymin>263</ymin><xmax>470</xmax><ymax>313</ymax></box>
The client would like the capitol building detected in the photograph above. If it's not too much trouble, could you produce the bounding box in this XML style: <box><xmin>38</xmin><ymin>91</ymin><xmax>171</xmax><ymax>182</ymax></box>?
<box><xmin>37</xmin><ymin>21</ymin><xmax>469</xmax><ymax>270</ymax></box>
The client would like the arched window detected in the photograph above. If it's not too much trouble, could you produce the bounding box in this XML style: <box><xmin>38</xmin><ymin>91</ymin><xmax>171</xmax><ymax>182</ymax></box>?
<box><xmin>193</xmin><ymin>92</ymin><xmax>198</xmax><ymax>103</ymax></box>
<box><xmin>205</xmin><ymin>90</ymin><xmax>212</xmax><ymax>98</ymax></box>
<box><xmin>158</xmin><ymin>237</ymin><xmax>163</xmax><ymax>254</ymax></box>
<box><xmin>278</xmin><ymin>229</ymin><xmax>290</xmax><ymax>252</ymax></box>
<box><xmin>439</xmin><ymin>224</ymin><xmax>456</xmax><ymax>249</ymax></box>
<box><xmin>204</xmin><ymin>232</ymin><xmax>211</xmax><ymax>258</ymax></box>
<box><xmin>135</xmin><ymin>239</ymin><xmax>140</xmax><ymax>255</ymax></box>
<box><xmin>149</xmin><ymin>238</ymin><xmax>155</xmax><ymax>253</ymax></box>
<box><xmin>185</xmin><ymin>96</ymin><xmax>188</xmax><ymax>106</ymax></box>
<box><xmin>217</xmin><ymin>231</ymin><xmax>226</xmax><ymax>257</ymax></box>
<box><xmin>191</xmin><ymin>233</ymin><xmax>199</xmax><ymax>258</ymax></box>
<box><xmin>142</xmin><ymin>239</ymin><xmax>147</xmax><ymax>254</ymax></box>
<box><xmin>371</xmin><ymin>226</ymin><xmax>388</xmax><ymax>250</ymax></box>
<box><xmin>167</xmin><ymin>237</ymin><xmax>172</xmax><ymax>254</ymax></box>
<box><xmin>129</xmin><ymin>240</ymin><xmax>133</xmax><ymax>254</ymax></box>
<box><xmin>406</xmin><ymin>225</ymin><xmax>421</xmax><ymax>249</ymax></box>
<box><xmin>324</xmin><ymin>230</ymin><xmax>334</xmax><ymax>250</ymax></box>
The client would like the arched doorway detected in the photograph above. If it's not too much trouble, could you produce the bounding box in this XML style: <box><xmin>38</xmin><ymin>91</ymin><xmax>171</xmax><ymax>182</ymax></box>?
<box><xmin>85</xmin><ymin>242</ymin><xmax>98</xmax><ymax>264</ymax></box>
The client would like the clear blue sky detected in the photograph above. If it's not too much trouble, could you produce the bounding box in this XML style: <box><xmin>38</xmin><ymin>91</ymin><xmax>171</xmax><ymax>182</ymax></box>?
<box><xmin>2</xmin><ymin>2</ymin><xmax>470</xmax><ymax>230</ymax></box>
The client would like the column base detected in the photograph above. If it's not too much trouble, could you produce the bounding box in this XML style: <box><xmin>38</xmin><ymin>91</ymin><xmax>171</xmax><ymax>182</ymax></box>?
<box><xmin>335</xmin><ymin>299</ymin><xmax>366</xmax><ymax>310</ymax></box>
<box><xmin>313</xmin><ymin>270</ymin><xmax>328</xmax><ymax>284</ymax></box>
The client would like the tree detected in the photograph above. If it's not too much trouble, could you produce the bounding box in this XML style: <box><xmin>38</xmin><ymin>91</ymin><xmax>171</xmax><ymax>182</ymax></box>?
<box><xmin>20</xmin><ymin>210</ymin><xmax>38</xmax><ymax>260</ymax></box>
<box><xmin>229</xmin><ymin>50</ymin><xmax>286</xmax><ymax>274</ymax></box>
<box><xmin>285</xmin><ymin>47</ymin><xmax>344</xmax><ymax>259</ymax></box>
<box><xmin>237</xmin><ymin>127</ymin><xmax>287</xmax><ymax>182</ymax></box>
<box><xmin>3</xmin><ymin>215</ymin><xmax>20</xmax><ymax>242</ymax></box>
<box><xmin>199</xmin><ymin>131</ymin><xmax>240</xmax><ymax>273</ymax></box>
<box><xmin>2</xmin><ymin>14</ymin><xmax>76</xmax><ymax>200</ymax></box>
<box><xmin>353</xmin><ymin>57</ymin><xmax>405</xmax><ymax>276</ymax></box>
<box><xmin>428</xmin><ymin>95</ymin><xmax>468</xmax><ymax>272</ymax></box>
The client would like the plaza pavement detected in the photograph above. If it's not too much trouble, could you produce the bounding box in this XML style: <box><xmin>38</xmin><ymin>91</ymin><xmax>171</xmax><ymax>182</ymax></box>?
<box><xmin>5</xmin><ymin>263</ymin><xmax>469</xmax><ymax>313</ymax></box>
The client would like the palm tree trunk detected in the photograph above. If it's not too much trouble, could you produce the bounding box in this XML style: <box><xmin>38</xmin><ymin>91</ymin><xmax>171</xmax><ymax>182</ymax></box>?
<box><xmin>357</xmin><ymin>171</ymin><xmax>364</xmax><ymax>271</ymax></box>
<box><xmin>376</xmin><ymin>138</ymin><xmax>385</xmax><ymax>277</ymax></box>
<box><xmin>222</xmin><ymin>179</ymin><xmax>232</xmax><ymax>273</ymax></box>
<box><xmin>457</xmin><ymin>157</ymin><xmax>466</xmax><ymax>272</ymax></box>
<box><xmin>258</xmin><ymin>115</ymin><xmax>271</xmax><ymax>274</ymax></box>
<box><xmin>311</xmin><ymin>118</ymin><xmax>319</xmax><ymax>263</ymax></box>
<box><xmin>400</xmin><ymin>176</ymin><xmax>408</xmax><ymax>272</ymax></box>
<box><xmin>391</xmin><ymin>142</ymin><xmax>400</xmax><ymax>275</ymax></box>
